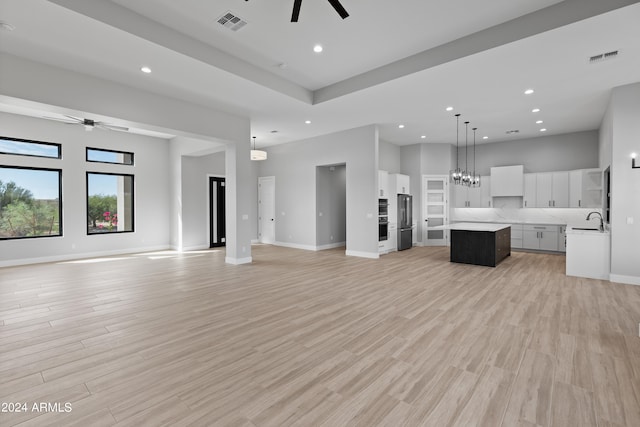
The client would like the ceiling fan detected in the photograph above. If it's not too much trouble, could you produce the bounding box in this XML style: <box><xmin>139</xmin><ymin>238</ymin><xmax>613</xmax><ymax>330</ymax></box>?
<box><xmin>291</xmin><ymin>0</ymin><xmax>349</xmax><ymax>22</ymax></box>
<box><xmin>42</xmin><ymin>115</ymin><xmax>129</xmax><ymax>132</ymax></box>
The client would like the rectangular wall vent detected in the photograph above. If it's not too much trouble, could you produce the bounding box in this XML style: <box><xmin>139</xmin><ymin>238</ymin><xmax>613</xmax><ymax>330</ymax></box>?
<box><xmin>216</xmin><ymin>11</ymin><xmax>248</xmax><ymax>32</ymax></box>
<box><xmin>589</xmin><ymin>50</ymin><xmax>619</xmax><ymax>63</ymax></box>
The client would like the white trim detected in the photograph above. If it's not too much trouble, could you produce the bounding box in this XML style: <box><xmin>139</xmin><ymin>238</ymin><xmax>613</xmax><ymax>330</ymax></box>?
<box><xmin>251</xmin><ymin>239</ymin><xmax>260</xmax><ymax>244</ymax></box>
<box><xmin>180</xmin><ymin>244</ymin><xmax>210</xmax><ymax>252</ymax></box>
<box><xmin>225</xmin><ymin>256</ymin><xmax>252</xmax><ymax>265</ymax></box>
<box><xmin>316</xmin><ymin>242</ymin><xmax>346</xmax><ymax>250</ymax></box>
<box><xmin>274</xmin><ymin>241</ymin><xmax>317</xmax><ymax>251</ymax></box>
<box><xmin>609</xmin><ymin>274</ymin><xmax>640</xmax><ymax>286</ymax></box>
<box><xmin>0</xmin><ymin>245</ymin><xmax>170</xmax><ymax>268</ymax></box>
<box><xmin>345</xmin><ymin>250</ymin><xmax>379</xmax><ymax>259</ymax></box>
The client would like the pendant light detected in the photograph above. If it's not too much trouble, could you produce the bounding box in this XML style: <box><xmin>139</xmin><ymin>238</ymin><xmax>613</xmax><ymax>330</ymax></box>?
<box><xmin>250</xmin><ymin>136</ymin><xmax>267</xmax><ymax>161</ymax></box>
<box><xmin>462</xmin><ymin>121</ymin><xmax>471</xmax><ymax>186</ymax></box>
<box><xmin>471</xmin><ymin>127</ymin><xmax>481</xmax><ymax>187</ymax></box>
<box><xmin>450</xmin><ymin>114</ymin><xmax>462</xmax><ymax>184</ymax></box>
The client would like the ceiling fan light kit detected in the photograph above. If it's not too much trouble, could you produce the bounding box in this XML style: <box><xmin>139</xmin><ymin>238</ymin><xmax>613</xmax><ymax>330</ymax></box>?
<box><xmin>291</xmin><ymin>0</ymin><xmax>349</xmax><ymax>22</ymax></box>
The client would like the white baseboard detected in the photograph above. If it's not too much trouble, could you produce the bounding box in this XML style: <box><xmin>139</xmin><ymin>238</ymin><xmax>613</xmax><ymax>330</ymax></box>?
<box><xmin>316</xmin><ymin>242</ymin><xmax>346</xmax><ymax>251</ymax></box>
<box><xmin>225</xmin><ymin>256</ymin><xmax>252</xmax><ymax>265</ymax></box>
<box><xmin>0</xmin><ymin>245</ymin><xmax>170</xmax><ymax>268</ymax></box>
<box><xmin>181</xmin><ymin>244</ymin><xmax>210</xmax><ymax>251</ymax></box>
<box><xmin>251</xmin><ymin>239</ymin><xmax>260</xmax><ymax>244</ymax></box>
<box><xmin>273</xmin><ymin>241</ymin><xmax>317</xmax><ymax>251</ymax></box>
<box><xmin>609</xmin><ymin>274</ymin><xmax>640</xmax><ymax>286</ymax></box>
<box><xmin>345</xmin><ymin>250</ymin><xmax>379</xmax><ymax>259</ymax></box>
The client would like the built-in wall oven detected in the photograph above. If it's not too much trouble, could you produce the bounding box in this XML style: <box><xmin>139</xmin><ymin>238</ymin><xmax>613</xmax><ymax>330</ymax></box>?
<box><xmin>378</xmin><ymin>198</ymin><xmax>389</xmax><ymax>241</ymax></box>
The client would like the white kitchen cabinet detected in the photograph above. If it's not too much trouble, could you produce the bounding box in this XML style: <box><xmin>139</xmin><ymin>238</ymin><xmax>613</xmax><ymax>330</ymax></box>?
<box><xmin>522</xmin><ymin>225</ymin><xmax>559</xmax><ymax>251</ymax></box>
<box><xmin>569</xmin><ymin>169</ymin><xmax>602</xmax><ymax>208</ymax></box>
<box><xmin>523</xmin><ymin>173</ymin><xmax>536</xmax><ymax>208</ymax></box>
<box><xmin>453</xmin><ymin>184</ymin><xmax>482</xmax><ymax>208</ymax></box>
<box><xmin>390</xmin><ymin>173</ymin><xmax>410</xmax><ymax>195</ymax></box>
<box><xmin>558</xmin><ymin>225</ymin><xmax>566</xmax><ymax>253</ymax></box>
<box><xmin>378</xmin><ymin>170</ymin><xmax>389</xmax><ymax>198</ymax></box>
<box><xmin>528</xmin><ymin>172</ymin><xmax>569</xmax><ymax>208</ymax></box>
<box><xmin>480</xmin><ymin>176</ymin><xmax>492</xmax><ymax>208</ymax></box>
<box><xmin>490</xmin><ymin>165</ymin><xmax>524</xmax><ymax>197</ymax></box>
<box><xmin>511</xmin><ymin>224</ymin><xmax>523</xmax><ymax>248</ymax></box>
<box><xmin>388</xmin><ymin>223</ymin><xmax>398</xmax><ymax>252</ymax></box>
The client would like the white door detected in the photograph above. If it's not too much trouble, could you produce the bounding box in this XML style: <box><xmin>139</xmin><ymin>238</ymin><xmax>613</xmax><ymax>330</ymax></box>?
<box><xmin>422</xmin><ymin>175</ymin><xmax>449</xmax><ymax>246</ymax></box>
<box><xmin>258</xmin><ymin>176</ymin><xmax>275</xmax><ymax>244</ymax></box>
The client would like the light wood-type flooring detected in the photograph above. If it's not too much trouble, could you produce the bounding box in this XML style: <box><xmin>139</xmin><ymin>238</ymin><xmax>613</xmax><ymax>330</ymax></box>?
<box><xmin>1</xmin><ymin>245</ymin><xmax>640</xmax><ymax>426</ymax></box>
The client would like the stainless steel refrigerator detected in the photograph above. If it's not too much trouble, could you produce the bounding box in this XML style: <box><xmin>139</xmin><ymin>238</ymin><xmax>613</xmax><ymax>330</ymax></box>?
<box><xmin>397</xmin><ymin>194</ymin><xmax>413</xmax><ymax>250</ymax></box>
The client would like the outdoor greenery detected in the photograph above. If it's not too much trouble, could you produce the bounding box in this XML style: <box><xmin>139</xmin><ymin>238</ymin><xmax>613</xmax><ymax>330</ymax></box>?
<box><xmin>0</xmin><ymin>179</ymin><xmax>60</xmax><ymax>238</ymax></box>
<box><xmin>87</xmin><ymin>194</ymin><xmax>117</xmax><ymax>229</ymax></box>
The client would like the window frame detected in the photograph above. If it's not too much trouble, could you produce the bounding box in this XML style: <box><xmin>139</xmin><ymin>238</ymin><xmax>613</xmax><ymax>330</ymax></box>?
<box><xmin>0</xmin><ymin>165</ymin><xmax>63</xmax><ymax>241</ymax></box>
<box><xmin>86</xmin><ymin>171</ymin><xmax>135</xmax><ymax>235</ymax></box>
<box><xmin>86</xmin><ymin>147</ymin><xmax>134</xmax><ymax>166</ymax></box>
<box><xmin>0</xmin><ymin>136</ymin><xmax>61</xmax><ymax>159</ymax></box>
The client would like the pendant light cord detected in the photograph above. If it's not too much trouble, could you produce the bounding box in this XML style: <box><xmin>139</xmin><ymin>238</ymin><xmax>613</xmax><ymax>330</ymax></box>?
<box><xmin>455</xmin><ymin>114</ymin><xmax>460</xmax><ymax>169</ymax></box>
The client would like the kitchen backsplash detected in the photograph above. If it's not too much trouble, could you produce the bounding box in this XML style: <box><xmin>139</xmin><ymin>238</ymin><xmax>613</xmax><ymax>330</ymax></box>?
<box><xmin>452</xmin><ymin>205</ymin><xmax>603</xmax><ymax>227</ymax></box>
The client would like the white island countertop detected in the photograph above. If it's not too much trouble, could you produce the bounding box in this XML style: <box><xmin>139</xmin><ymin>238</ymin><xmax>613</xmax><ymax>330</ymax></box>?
<box><xmin>436</xmin><ymin>222</ymin><xmax>511</xmax><ymax>232</ymax></box>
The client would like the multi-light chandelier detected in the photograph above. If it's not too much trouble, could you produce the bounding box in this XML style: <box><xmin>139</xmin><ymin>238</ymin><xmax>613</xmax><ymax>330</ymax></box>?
<box><xmin>450</xmin><ymin>114</ymin><xmax>480</xmax><ymax>187</ymax></box>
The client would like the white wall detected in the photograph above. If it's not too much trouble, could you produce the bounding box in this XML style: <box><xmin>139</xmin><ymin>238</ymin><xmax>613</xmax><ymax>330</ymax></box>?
<box><xmin>606</xmin><ymin>82</ymin><xmax>640</xmax><ymax>285</ymax></box>
<box><xmin>257</xmin><ymin>125</ymin><xmax>379</xmax><ymax>257</ymax></box>
<box><xmin>379</xmin><ymin>139</ymin><xmax>401</xmax><ymax>173</ymax></box>
<box><xmin>0</xmin><ymin>112</ymin><xmax>171</xmax><ymax>266</ymax></box>
<box><xmin>316</xmin><ymin>165</ymin><xmax>347</xmax><ymax>247</ymax></box>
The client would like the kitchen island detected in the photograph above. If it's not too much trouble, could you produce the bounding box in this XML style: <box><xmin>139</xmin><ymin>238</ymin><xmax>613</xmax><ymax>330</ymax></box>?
<box><xmin>448</xmin><ymin>223</ymin><xmax>511</xmax><ymax>267</ymax></box>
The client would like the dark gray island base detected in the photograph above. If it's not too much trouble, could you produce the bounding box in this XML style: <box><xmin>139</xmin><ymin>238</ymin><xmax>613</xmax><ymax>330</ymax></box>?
<box><xmin>449</xmin><ymin>223</ymin><xmax>511</xmax><ymax>267</ymax></box>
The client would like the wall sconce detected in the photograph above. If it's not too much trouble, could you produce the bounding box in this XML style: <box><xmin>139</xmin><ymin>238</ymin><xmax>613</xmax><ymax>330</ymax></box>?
<box><xmin>633</xmin><ymin>153</ymin><xmax>639</xmax><ymax>169</ymax></box>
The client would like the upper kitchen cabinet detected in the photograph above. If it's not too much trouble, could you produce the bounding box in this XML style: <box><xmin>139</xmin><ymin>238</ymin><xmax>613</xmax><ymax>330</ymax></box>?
<box><xmin>453</xmin><ymin>185</ymin><xmax>482</xmax><ymax>208</ymax></box>
<box><xmin>378</xmin><ymin>170</ymin><xmax>389</xmax><ymax>198</ymax></box>
<box><xmin>390</xmin><ymin>173</ymin><xmax>410</xmax><ymax>195</ymax></box>
<box><xmin>490</xmin><ymin>165</ymin><xmax>524</xmax><ymax>197</ymax></box>
<box><xmin>524</xmin><ymin>171</ymin><xmax>569</xmax><ymax>208</ymax></box>
<box><xmin>569</xmin><ymin>168</ymin><xmax>602</xmax><ymax>208</ymax></box>
<box><xmin>535</xmin><ymin>172</ymin><xmax>569</xmax><ymax>208</ymax></box>
<box><xmin>480</xmin><ymin>176</ymin><xmax>492</xmax><ymax>208</ymax></box>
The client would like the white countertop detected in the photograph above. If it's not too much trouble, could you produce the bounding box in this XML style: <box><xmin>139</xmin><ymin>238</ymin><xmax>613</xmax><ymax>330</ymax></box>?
<box><xmin>452</xmin><ymin>219</ymin><xmax>565</xmax><ymax>226</ymax></box>
<box><xmin>565</xmin><ymin>226</ymin><xmax>610</xmax><ymax>235</ymax></box>
<box><xmin>439</xmin><ymin>222</ymin><xmax>511</xmax><ymax>232</ymax></box>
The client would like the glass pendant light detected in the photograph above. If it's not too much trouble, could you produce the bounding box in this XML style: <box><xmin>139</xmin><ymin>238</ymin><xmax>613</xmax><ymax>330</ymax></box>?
<box><xmin>462</xmin><ymin>121</ymin><xmax>471</xmax><ymax>186</ymax></box>
<box><xmin>471</xmin><ymin>127</ymin><xmax>481</xmax><ymax>187</ymax></box>
<box><xmin>450</xmin><ymin>114</ymin><xmax>462</xmax><ymax>184</ymax></box>
<box><xmin>250</xmin><ymin>136</ymin><xmax>267</xmax><ymax>161</ymax></box>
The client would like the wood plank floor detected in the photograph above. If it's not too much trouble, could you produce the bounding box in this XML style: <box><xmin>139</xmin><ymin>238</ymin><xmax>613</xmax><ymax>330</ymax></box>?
<box><xmin>1</xmin><ymin>245</ymin><xmax>639</xmax><ymax>426</ymax></box>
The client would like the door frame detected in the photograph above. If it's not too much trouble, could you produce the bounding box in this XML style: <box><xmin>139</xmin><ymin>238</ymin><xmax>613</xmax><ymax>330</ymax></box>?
<box><xmin>258</xmin><ymin>176</ymin><xmax>276</xmax><ymax>244</ymax></box>
<box><xmin>422</xmin><ymin>175</ymin><xmax>450</xmax><ymax>246</ymax></box>
<box><xmin>208</xmin><ymin>175</ymin><xmax>226</xmax><ymax>248</ymax></box>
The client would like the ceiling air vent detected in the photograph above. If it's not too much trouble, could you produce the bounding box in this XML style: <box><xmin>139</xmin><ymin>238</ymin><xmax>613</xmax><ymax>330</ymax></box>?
<box><xmin>589</xmin><ymin>50</ymin><xmax>619</xmax><ymax>63</ymax></box>
<box><xmin>505</xmin><ymin>130</ymin><xmax>520</xmax><ymax>135</ymax></box>
<box><xmin>216</xmin><ymin>11</ymin><xmax>248</xmax><ymax>32</ymax></box>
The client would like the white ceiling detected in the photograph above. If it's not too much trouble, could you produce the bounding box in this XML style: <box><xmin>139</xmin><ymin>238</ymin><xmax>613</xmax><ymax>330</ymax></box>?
<box><xmin>1</xmin><ymin>0</ymin><xmax>639</xmax><ymax>147</ymax></box>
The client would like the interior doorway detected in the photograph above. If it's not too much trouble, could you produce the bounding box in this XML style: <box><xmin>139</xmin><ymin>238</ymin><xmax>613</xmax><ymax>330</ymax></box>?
<box><xmin>422</xmin><ymin>175</ymin><xmax>449</xmax><ymax>246</ymax></box>
<box><xmin>258</xmin><ymin>176</ymin><xmax>276</xmax><ymax>244</ymax></box>
<box><xmin>316</xmin><ymin>164</ymin><xmax>347</xmax><ymax>250</ymax></box>
<box><xmin>209</xmin><ymin>176</ymin><xmax>226</xmax><ymax>248</ymax></box>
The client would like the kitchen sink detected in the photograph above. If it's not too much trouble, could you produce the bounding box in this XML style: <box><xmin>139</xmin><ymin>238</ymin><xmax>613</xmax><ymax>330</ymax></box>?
<box><xmin>572</xmin><ymin>227</ymin><xmax>600</xmax><ymax>231</ymax></box>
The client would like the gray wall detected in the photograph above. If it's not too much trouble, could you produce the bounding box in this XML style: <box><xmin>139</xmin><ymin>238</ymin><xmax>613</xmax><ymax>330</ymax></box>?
<box><xmin>316</xmin><ymin>165</ymin><xmax>346</xmax><ymax>246</ymax></box>
<box><xmin>257</xmin><ymin>125</ymin><xmax>378</xmax><ymax>257</ymax></box>
<box><xmin>472</xmin><ymin>130</ymin><xmax>599</xmax><ymax>175</ymax></box>
<box><xmin>605</xmin><ymin>82</ymin><xmax>640</xmax><ymax>284</ymax></box>
<box><xmin>379</xmin><ymin>139</ymin><xmax>401</xmax><ymax>173</ymax></box>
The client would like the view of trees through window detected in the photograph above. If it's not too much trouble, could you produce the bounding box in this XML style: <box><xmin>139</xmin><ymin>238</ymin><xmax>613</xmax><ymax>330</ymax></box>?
<box><xmin>87</xmin><ymin>172</ymin><xmax>134</xmax><ymax>234</ymax></box>
<box><xmin>0</xmin><ymin>166</ymin><xmax>62</xmax><ymax>239</ymax></box>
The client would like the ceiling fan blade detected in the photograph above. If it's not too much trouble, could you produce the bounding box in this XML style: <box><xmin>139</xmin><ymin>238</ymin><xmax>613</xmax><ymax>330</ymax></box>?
<box><xmin>63</xmin><ymin>115</ymin><xmax>83</xmax><ymax>123</ymax></box>
<box><xmin>291</xmin><ymin>0</ymin><xmax>302</xmax><ymax>22</ymax></box>
<box><xmin>97</xmin><ymin>123</ymin><xmax>129</xmax><ymax>132</ymax></box>
<box><xmin>42</xmin><ymin>115</ymin><xmax>79</xmax><ymax>124</ymax></box>
<box><xmin>327</xmin><ymin>0</ymin><xmax>349</xmax><ymax>19</ymax></box>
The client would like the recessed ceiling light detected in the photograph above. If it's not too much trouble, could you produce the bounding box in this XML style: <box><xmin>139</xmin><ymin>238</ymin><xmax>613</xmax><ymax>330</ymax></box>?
<box><xmin>421</xmin><ymin>135</ymin><xmax>426</xmax><ymax>139</ymax></box>
<box><xmin>532</xmin><ymin>108</ymin><xmax>540</xmax><ymax>113</ymax></box>
<box><xmin>483</xmin><ymin>136</ymin><xmax>489</xmax><ymax>140</ymax></box>
<box><xmin>536</xmin><ymin>120</ymin><xmax>543</xmax><ymax>124</ymax></box>
<box><xmin>305</xmin><ymin>120</ymin><xmax>311</xmax><ymax>124</ymax></box>
<box><xmin>141</xmin><ymin>66</ymin><xmax>152</xmax><ymax>74</ymax></box>
<box><xmin>446</xmin><ymin>107</ymin><xmax>453</xmax><ymax>111</ymax></box>
<box><xmin>540</xmin><ymin>128</ymin><xmax>547</xmax><ymax>132</ymax></box>
<box><xmin>524</xmin><ymin>89</ymin><xmax>534</xmax><ymax>95</ymax></box>
<box><xmin>398</xmin><ymin>124</ymin><xmax>405</xmax><ymax>129</ymax></box>
<box><xmin>313</xmin><ymin>44</ymin><xmax>323</xmax><ymax>53</ymax></box>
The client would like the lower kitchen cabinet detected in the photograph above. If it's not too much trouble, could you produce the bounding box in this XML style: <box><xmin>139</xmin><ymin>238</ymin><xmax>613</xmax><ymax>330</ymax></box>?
<box><xmin>522</xmin><ymin>225</ymin><xmax>559</xmax><ymax>251</ymax></box>
<box><xmin>510</xmin><ymin>224</ymin><xmax>523</xmax><ymax>249</ymax></box>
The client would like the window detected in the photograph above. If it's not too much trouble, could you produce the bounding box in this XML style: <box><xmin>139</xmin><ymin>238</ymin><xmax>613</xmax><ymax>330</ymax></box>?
<box><xmin>87</xmin><ymin>172</ymin><xmax>134</xmax><ymax>234</ymax></box>
<box><xmin>86</xmin><ymin>147</ymin><xmax>134</xmax><ymax>165</ymax></box>
<box><xmin>0</xmin><ymin>166</ymin><xmax>62</xmax><ymax>240</ymax></box>
<box><xmin>0</xmin><ymin>136</ymin><xmax>61</xmax><ymax>159</ymax></box>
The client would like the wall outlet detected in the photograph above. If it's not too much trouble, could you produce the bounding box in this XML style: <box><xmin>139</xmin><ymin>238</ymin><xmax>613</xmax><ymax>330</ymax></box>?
<box><xmin>367</xmin><ymin>213</ymin><xmax>373</xmax><ymax>219</ymax></box>
<box><xmin>319</xmin><ymin>212</ymin><xmax>323</xmax><ymax>217</ymax></box>
<box><xmin>628</xmin><ymin>217</ymin><xmax>634</xmax><ymax>225</ymax></box>
<box><xmin>242</xmin><ymin>214</ymin><xmax>248</xmax><ymax>220</ymax></box>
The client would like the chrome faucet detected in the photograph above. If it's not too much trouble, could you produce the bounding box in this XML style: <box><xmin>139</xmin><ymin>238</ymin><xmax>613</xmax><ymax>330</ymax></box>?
<box><xmin>586</xmin><ymin>211</ymin><xmax>604</xmax><ymax>232</ymax></box>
